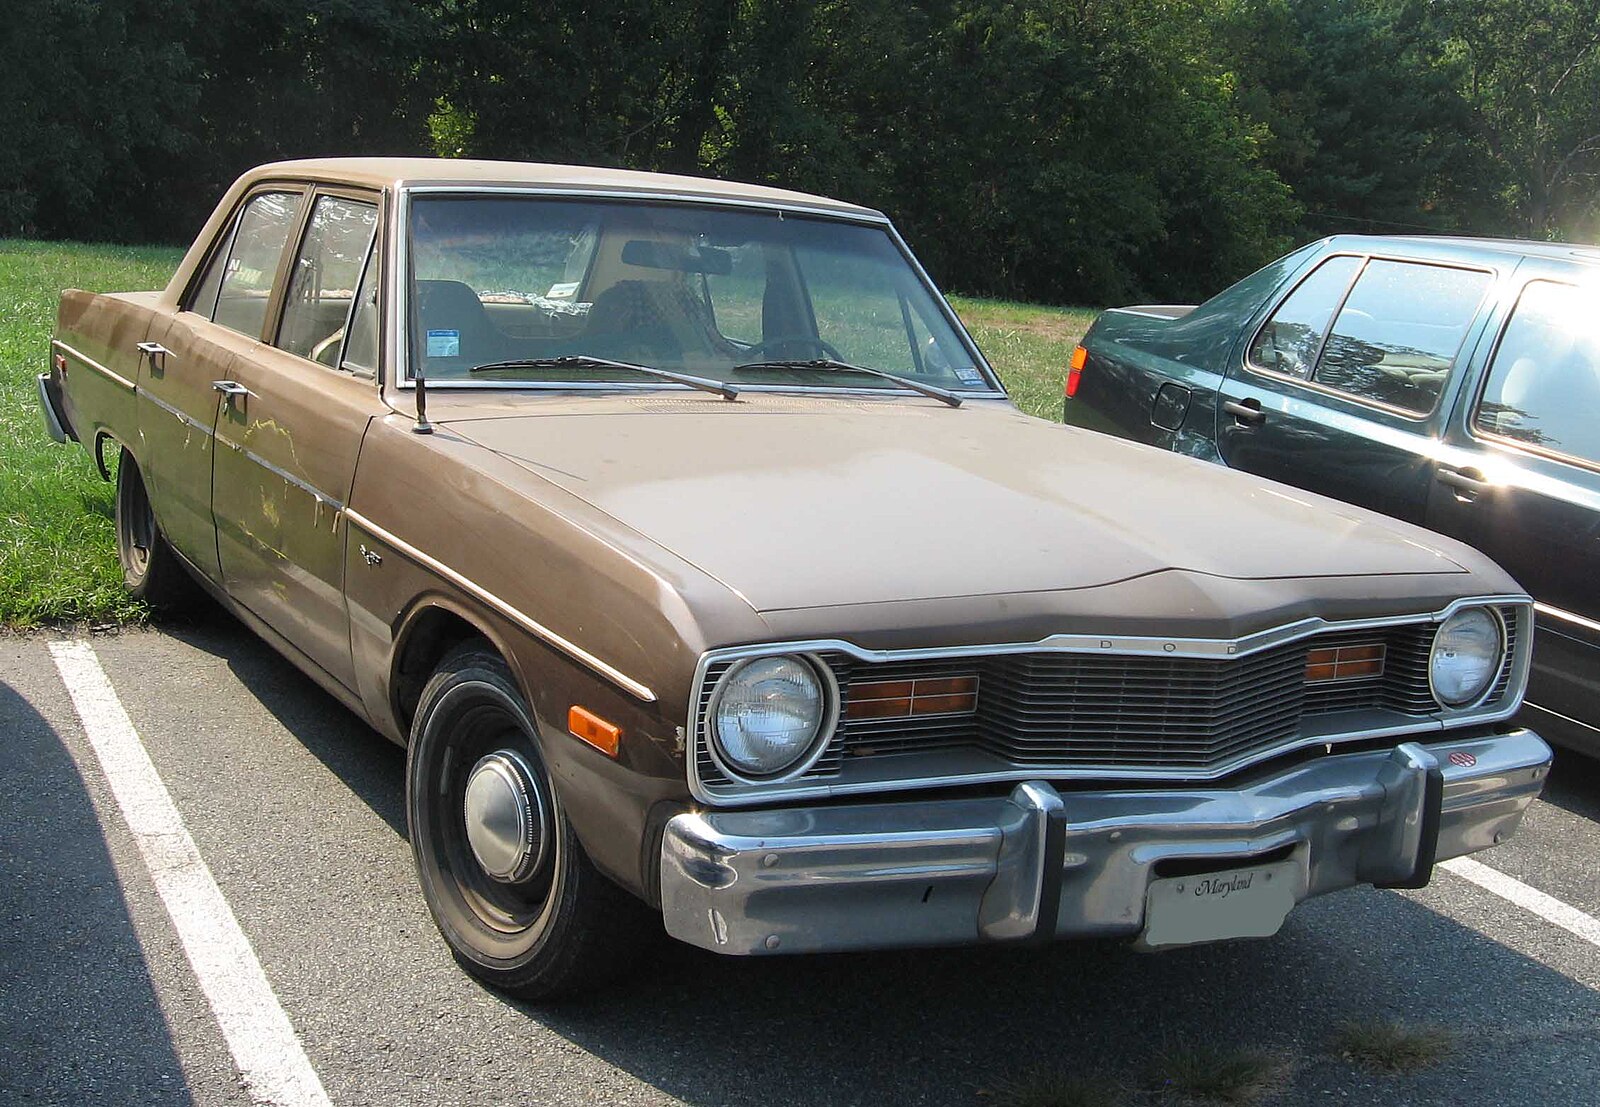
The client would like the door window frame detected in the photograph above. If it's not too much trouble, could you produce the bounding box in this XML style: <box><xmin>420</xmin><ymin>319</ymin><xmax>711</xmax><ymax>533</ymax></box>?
<box><xmin>180</xmin><ymin>183</ymin><xmax>310</xmax><ymax>341</ymax></box>
<box><xmin>1242</xmin><ymin>250</ymin><xmax>1496</xmax><ymax>423</ymax></box>
<box><xmin>270</xmin><ymin>185</ymin><xmax>384</xmax><ymax>375</ymax></box>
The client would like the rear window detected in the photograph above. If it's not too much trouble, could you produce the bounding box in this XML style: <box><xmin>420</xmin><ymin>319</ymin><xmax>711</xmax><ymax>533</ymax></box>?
<box><xmin>1476</xmin><ymin>280</ymin><xmax>1600</xmax><ymax>466</ymax></box>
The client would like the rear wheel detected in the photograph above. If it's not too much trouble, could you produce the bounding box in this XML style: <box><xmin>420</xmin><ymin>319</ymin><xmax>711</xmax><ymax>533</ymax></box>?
<box><xmin>406</xmin><ymin>643</ymin><xmax>653</xmax><ymax>999</ymax></box>
<box><xmin>114</xmin><ymin>449</ymin><xmax>197</xmax><ymax>612</ymax></box>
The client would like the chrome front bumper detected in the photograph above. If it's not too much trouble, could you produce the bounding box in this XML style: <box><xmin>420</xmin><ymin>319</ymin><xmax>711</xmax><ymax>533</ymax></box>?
<box><xmin>659</xmin><ymin>730</ymin><xmax>1551</xmax><ymax>955</ymax></box>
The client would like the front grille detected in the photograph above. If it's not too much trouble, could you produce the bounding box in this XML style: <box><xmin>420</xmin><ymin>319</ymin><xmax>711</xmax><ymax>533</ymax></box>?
<box><xmin>692</xmin><ymin>604</ymin><xmax>1526</xmax><ymax>796</ymax></box>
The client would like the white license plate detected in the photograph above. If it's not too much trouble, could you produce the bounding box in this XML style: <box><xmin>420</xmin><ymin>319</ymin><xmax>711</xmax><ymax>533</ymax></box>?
<box><xmin>1138</xmin><ymin>860</ymin><xmax>1298</xmax><ymax>950</ymax></box>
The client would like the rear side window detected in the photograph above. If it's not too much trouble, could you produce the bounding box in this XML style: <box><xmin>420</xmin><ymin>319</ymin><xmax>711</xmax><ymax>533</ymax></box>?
<box><xmin>1476</xmin><ymin>281</ymin><xmax>1600</xmax><ymax>465</ymax></box>
<box><xmin>277</xmin><ymin>195</ymin><xmax>379</xmax><ymax>365</ymax></box>
<box><xmin>1315</xmin><ymin>260</ymin><xmax>1489</xmax><ymax>414</ymax></box>
<box><xmin>1249</xmin><ymin>255</ymin><xmax>1361</xmax><ymax>380</ymax></box>
<box><xmin>213</xmin><ymin>192</ymin><xmax>303</xmax><ymax>339</ymax></box>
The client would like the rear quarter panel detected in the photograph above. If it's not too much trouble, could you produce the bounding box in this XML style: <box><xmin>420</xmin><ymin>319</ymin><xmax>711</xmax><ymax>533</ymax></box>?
<box><xmin>53</xmin><ymin>290</ymin><xmax>161</xmax><ymax>464</ymax></box>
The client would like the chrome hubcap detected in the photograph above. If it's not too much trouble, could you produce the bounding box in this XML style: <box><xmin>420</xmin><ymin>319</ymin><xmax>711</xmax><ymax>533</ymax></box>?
<box><xmin>462</xmin><ymin>751</ymin><xmax>549</xmax><ymax>883</ymax></box>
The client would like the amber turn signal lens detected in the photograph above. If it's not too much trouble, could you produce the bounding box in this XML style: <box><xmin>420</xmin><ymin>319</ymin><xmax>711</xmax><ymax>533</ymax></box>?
<box><xmin>1066</xmin><ymin>345</ymin><xmax>1088</xmax><ymax>398</ymax></box>
<box><xmin>568</xmin><ymin>705</ymin><xmax>621</xmax><ymax>757</ymax></box>
<box><xmin>846</xmin><ymin>675</ymin><xmax>979</xmax><ymax>719</ymax></box>
<box><xmin>1304</xmin><ymin>643</ymin><xmax>1385</xmax><ymax>683</ymax></box>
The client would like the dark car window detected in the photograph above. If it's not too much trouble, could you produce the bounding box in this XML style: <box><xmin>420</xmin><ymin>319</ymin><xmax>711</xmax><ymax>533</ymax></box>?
<box><xmin>1314</xmin><ymin>260</ymin><xmax>1489</xmax><ymax>415</ymax></box>
<box><xmin>1476</xmin><ymin>280</ymin><xmax>1600</xmax><ymax>465</ymax></box>
<box><xmin>1248</xmin><ymin>254</ymin><xmax>1361</xmax><ymax>380</ymax></box>
<box><xmin>213</xmin><ymin>191</ymin><xmax>304</xmax><ymax>339</ymax></box>
<box><xmin>277</xmin><ymin>195</ymin><xmax>379</xmax><ymax>366</ymax></box>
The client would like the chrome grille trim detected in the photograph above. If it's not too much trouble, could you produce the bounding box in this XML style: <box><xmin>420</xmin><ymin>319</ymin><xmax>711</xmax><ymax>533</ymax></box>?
<box><xmin>687</xmin><ymin>596</ymin><xmax>1534</xmax><ymax>807</ymax></box>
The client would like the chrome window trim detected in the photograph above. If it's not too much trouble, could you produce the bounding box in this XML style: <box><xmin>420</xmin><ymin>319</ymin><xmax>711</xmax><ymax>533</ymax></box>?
<box><xmin>1242</xmin><ymin>252</ymin><xmax>1496</xmax><ymax>422</ymax></box>
<box><xmin>685</xmin><ymin>595</ymin><xmax>1533</xmax><ymax>807</ymax></box>
<box><xmin>344</xmin><ymin>508</ymin><xmax>657</xmax><ymax>703</ymax></box>
<box><xmin>389</xmin><ymin>186</ymin><xmax>1006</xmax><ymax>399</ymax></box>
<box><xmin>52</xmin><ymin>340</ymin><xmax>135</xmax><ymax>392</ymax></box>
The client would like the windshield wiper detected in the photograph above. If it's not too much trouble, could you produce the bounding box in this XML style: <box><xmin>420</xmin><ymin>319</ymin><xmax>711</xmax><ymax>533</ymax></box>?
<box><xmin>468</xmin><ymin>355</ymin><xmax>739</xmax><ymax>400</ymax></box>
<box><xmin>733</xmin><ymin>358</ymin><xmax>963</xmax><ymax>407</ymax></box>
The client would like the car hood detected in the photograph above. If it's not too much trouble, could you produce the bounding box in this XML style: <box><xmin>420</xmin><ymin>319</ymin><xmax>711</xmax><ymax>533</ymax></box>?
<box><xmin>444</xmin><ymin>398</ymin><xmax>1468</xmax><ymax>613</ymax></box>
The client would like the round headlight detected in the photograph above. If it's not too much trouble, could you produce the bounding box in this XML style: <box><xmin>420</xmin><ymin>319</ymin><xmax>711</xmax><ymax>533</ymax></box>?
<box><xmin>1430</xmin><ymin>607</ymin><xmax>1504</xmax><ymax>708</ymax></box>
<box><xmin>711</xmin><ymin>656</ymin><xmax>830</xmax><ymax>778</ymax></box>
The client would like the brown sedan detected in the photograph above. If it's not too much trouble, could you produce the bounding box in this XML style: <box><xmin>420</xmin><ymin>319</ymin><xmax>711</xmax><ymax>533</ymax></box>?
<box><xmin>41</xmin><ymin>158</ymin><xmax>1551</xmax><ymax>998</ymax></box>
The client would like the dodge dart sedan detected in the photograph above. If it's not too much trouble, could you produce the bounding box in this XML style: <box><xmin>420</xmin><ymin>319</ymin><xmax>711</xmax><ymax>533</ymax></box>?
<box><xmin>40</xmin><ymin>160</ymin><xmax>1551</xmax><ymax>998</ymax></box>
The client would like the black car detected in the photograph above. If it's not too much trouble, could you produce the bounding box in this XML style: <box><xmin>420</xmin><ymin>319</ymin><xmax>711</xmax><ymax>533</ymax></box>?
<box><xmin>1064</xmin><ymin>234</ymin><xmax>1600</xmax><ymax>755</ymax></box>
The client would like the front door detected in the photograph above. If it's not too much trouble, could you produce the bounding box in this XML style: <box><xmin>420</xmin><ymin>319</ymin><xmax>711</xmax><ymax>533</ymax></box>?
<box><xmin>1426</xmin><ymin>272</ymin><xmax>1600</xmax><ymax>749</ymax></box>
<box><xmin>212</xmin><ymin>191</ymin><xmax>384</xmax><ymax>692</ymax></box>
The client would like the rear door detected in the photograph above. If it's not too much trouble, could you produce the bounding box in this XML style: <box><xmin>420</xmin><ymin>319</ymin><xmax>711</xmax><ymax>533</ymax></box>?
<box><xmin>211</xmin><ymin>187</ymin><xmax>386</xmax><ymax>691</ymax></box>
<box><xmin>1216</xmin><ymin>254</ymin><xmax>1495</xmax><ymax>524</ymax></box>
<box><xmin>140</xmin><ymin>188</ymin><xmax>306</xmax><ymax>581</ymax></box>
<box><xmin>1426</xmin><ymin>269</ymin><xmax>1600</xmax><ymax>748</ymax></box>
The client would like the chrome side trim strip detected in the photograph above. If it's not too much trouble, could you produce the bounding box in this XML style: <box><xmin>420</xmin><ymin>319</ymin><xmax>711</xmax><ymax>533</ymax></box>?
<box><xmin>1534</xmin><ymin>601</ymin><xmax>1600</xmax><ymax>635</ymax></box>
<box><xmin>344</xmin><ymin>508</ymin><xmax>657</xmax><ymax>703</ymax></box>
<box><xmin>52</xmin><ymin>339</ymin><xmax>134</xmax><ymax>391</ymax></box>
<box><xmin>686</xmin><ymin>594</ymin><xmax>1534</xmax><ymax>807</ymax></box>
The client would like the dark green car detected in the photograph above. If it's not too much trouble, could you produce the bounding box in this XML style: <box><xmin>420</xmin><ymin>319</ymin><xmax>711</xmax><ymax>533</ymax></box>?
<box><xmin>1064</xmin><ymin>234</ymin><xmax>1600</xmax><ymax>757</ymax></box>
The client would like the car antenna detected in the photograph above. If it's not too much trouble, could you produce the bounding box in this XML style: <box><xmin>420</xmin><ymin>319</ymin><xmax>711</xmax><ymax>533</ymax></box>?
<box><xmin>413</xmin><ymin>365</ymin><xmax>434</xmax><ymax>435</ymax></box>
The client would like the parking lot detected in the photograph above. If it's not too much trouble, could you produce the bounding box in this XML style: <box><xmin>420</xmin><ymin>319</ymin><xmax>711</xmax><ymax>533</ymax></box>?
<box><xmin>4</xmin><ymin>616</ymin><xmax>1599</xmax><ymax>1107</ymax></box>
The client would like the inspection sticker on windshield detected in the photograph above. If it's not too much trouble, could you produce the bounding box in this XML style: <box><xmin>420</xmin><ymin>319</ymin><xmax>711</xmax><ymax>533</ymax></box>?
<box><xmin>426</xmin><ymin>329</ymin><xmax>460</xmax><ymax>358</ymax></box>
<box><xmin>546</xmin><ymin>281</ymin><xmax>580</xmax><ymax>300</ymax></box>
<box><xmin>1136</xmin><ymin>860</ymin><xmax>1298</xmax><ymax>950</ymax></box>
<box><xmin>954</xmin><ymin>366</ymin><xmax>985</xmax><ymax>384</ymax></box>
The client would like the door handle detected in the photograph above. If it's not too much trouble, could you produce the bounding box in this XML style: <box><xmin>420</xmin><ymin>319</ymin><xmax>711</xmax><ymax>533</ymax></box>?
<box><xmin>212</xmin><ymin>380</ymin><xmax>252</xmax><ymax>406</ymax></box>
<box><xmin>1222</xmin><ymin>398</ymin><xmax>1266</xmax><ymax>426</ymax></box>
<box><xmin>1435</xmin><ymin>466</ymin><xmax>1488</xmax><ymax>499</ymax></box>
<box><xmin>136</xmin><ymin>341</ymin><xmax>171</xmax><ymax>358</ymax></box>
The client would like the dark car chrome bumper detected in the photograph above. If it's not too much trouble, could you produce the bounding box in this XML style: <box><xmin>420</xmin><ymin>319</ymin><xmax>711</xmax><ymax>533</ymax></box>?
<box><xmin>659</xmin><ymin>729</ymin><xmax>1551</xmax><ymax>955</ymax></box>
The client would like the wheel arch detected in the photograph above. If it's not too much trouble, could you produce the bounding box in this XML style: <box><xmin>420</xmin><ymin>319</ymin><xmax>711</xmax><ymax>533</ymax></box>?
<box><xmin>93</xmin><ymin>429</ymin><xmax>122</xmax><ymax>480</ymax></box>
<box><xmin>389</xmin><ymin>597</ymin><xmax>525</xmax><ymax>740</ymax></box>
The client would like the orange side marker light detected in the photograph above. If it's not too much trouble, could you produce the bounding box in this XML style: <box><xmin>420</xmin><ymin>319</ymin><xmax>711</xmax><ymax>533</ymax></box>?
<box><xmin>568</xmin><ymin>706</ymin><xmax>621</xmax><ymax>758</ymax></box>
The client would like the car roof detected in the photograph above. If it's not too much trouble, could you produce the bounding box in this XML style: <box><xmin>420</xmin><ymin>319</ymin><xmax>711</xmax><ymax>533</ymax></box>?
<box><xmin>1325</xmin><ymin>232</ymin><xmax>1600</xmax><ymax>268</ymax></box>
<box><xmin>245</xmin><ymin>157</ymin><xmax>884</xmax><ymax>219</ymax></box>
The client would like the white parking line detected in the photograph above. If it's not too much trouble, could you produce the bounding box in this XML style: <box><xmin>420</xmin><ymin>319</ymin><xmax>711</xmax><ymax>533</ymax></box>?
<box><xmin>1439</xmin><ymin>856</ymin><xmax>1600</xmax><ymax>948</ymax></box>
<box><xmin>49</xmin><ymin>640</ymin><xmax>332</xmax><ymax>1107</ymax></box>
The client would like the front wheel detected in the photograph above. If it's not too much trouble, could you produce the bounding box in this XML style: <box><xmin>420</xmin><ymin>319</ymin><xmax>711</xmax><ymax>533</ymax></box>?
<box><xmin>406</xmin><ymin>643</ymin><xmax>654</xmax><ymax>999</ymax></box>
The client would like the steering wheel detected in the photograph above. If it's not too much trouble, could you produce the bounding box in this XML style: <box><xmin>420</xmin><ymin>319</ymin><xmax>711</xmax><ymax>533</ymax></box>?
<box><xmin>740</xmin><ymin>335</ymin><xmax>844</xmax><ymax>362</ymax></box>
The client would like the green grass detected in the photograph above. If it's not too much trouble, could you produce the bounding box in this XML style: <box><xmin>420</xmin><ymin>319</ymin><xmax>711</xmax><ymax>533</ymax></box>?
<box><xmin>949</xmin><ymin>295</ymin><xmax>1097</xmax><ymax>420</ymax></box>
<box><xmin>0</xmin><ymin>240</ymin><xmax>184</xmax><ymax>626</ymax></box>
<box><xmin>0</xmin><ymin>239</ymin><xmax>1099</xmax><ymax>626</ymax></box>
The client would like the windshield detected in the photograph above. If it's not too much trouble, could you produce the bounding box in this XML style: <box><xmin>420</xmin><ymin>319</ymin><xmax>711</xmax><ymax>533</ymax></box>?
<box><xmin>406</xmin><ymin>196</ymin><xmax>994</xmax><ymax>393</ymax></box>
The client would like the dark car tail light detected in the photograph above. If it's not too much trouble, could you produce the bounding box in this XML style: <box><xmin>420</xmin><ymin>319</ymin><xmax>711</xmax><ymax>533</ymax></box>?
<box><xmin>1066</xmin><ymin>345</ymin><xmax>1088</xmax><ymax>398</ymax></box>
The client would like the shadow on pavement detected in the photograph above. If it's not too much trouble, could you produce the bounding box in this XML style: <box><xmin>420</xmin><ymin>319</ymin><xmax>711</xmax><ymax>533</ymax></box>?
<box><xmin>161</xmin><ymin>612</ymin><xmax>408</xmax><ymax>838</ymax></box>
<box><xmin>0</xmin><ymin>679</ymin><xmax>196</xmax><ymax>1107</ymax></box>
<box><xmin>1542</xmin><ymin>747</ymin><xmax>1600</xmax><ymax>822</ymax></box>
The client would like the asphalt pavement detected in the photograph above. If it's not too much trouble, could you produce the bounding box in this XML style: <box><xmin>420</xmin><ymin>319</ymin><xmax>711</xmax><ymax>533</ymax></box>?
<box><xmin>3</xmin><ymin>615</ymin><xmax>1599</xmax><ymax>1107</ymax></box>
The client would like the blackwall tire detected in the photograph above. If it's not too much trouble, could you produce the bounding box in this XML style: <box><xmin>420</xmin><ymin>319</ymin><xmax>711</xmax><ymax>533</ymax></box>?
<box><xmin>113</xmin><ymin>450</ymin><xmax>198</xmax><ymax>613</ymax></box>
<box><xmin>406</xmin><ymin>642</ymin><xmax>654</xmax><ymax>1000</ymax></box>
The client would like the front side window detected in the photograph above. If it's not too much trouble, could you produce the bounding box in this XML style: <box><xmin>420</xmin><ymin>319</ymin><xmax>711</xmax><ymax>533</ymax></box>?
<box><xmin>1314</xmin><ymin>260</ymin><xmax>1489</xmax><ymax>414</ymax></box>
<box><xmin>213</xmin><ymin>191</ymin><xmax>303</xmax><ymax>339</ymax></box>
<box><xmin>1248</xmin><ymin>255</ymin><xmax>1362</xmax><ymax>380</ymax></box>
<box><xmin>406</xmin><ymin>196</ymin><xmax>989</xmax><ymax>393</ymax></box>
<box><xmin>1476</xmin><ymin>281</ymin><xmax>1600</xmax><ymax>465</ymax></box>
<box><xmin>277</xmin><ymin>195</ymin><xmax>379</xmax><ymax>365</ymax></box>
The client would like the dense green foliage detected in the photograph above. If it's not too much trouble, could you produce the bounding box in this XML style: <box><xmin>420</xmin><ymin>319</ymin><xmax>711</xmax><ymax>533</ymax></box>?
<box><xmin>5</xmin><ymin>1</ymin><xmax>1598</xmax><ymax>302</ymax></box>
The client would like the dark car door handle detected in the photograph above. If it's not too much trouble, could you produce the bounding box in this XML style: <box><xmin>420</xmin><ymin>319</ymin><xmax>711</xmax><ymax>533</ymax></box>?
<box><xmin>1222</xmin><ymin>399</ymin><xmax>1266</xmax><ymax>426</ymax></box>
<box><xmin>1435</xmin><ymin>466</ymin><xmax>1488</xmax><ymax>497</ymax></box>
